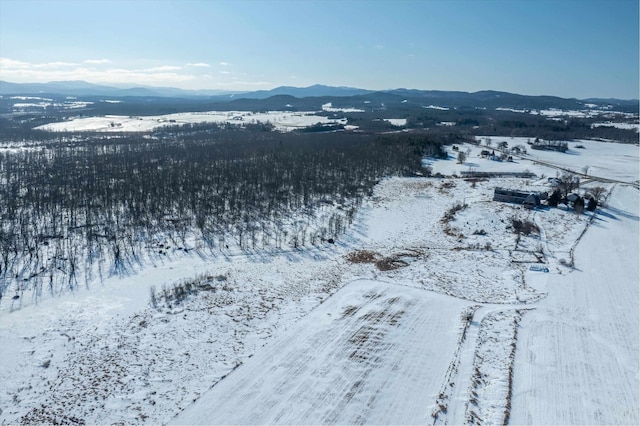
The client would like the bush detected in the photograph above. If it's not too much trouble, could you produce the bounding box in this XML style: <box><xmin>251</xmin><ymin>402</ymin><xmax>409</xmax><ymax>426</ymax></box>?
<box><xmin>441</xmin><ymin>202</ymin><xmax>468</xmax><ymax>223</ymax></box>
<box><xmin>510</xmin><ymin>217</ymin><xmax>539</xmax><ymax>235</ymax></box>
<box><xmin>574</xmin><ymin>197</ymin><xmax>585</xmax><ymax>214</ymax></box>
<box><xmin>375</xmin><ymin>257</ymin><xmax>409</xmax><ymax>271</ymax></box>
<box><xmin>547</xmin><ymin>189</ymin><xmax>561</xmax><ymax>207</ymax></box>
<box><xmin>346</xmin><ymin>250</ymin><xmax>380</xmax><ymax>264</ymax></box>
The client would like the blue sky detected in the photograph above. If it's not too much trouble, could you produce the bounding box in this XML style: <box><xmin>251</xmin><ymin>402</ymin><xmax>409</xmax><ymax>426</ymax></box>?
<box><xmin>0</xmin><ymin>0</ymin><xmax>638</xmax><ymax>99</ymax></box>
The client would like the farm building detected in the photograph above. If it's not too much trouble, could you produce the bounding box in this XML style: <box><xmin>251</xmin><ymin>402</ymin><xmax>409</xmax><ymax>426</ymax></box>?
<box><xmin>530</xmin><ymin>140</ymin><xmax>569</xmax><ymax>152</ymax></box>
<box><xmin>461</xmin><ymin>171</ymin><xmax>537</xmax><ymax>178</ymax></box>
<box><xmin>493</xmin><ymin>188</ymin><xmax>545</xmax><ymax>208</ymax></box>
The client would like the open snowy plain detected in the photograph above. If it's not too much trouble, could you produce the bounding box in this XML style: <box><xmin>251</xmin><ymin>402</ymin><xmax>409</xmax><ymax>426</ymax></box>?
<box><xmin>0</xmin><ymin>137</ymin><xmax>638</xmax><ymax>424</ymax></box>
<box><xmin>35</xmin><ymin>110</ymin><xmax>350</xmax><ymax>133</ymax></box>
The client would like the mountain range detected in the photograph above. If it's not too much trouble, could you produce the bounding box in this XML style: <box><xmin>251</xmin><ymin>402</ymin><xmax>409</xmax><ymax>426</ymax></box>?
<box><xmin>1</xmin><ymin>80</ymin><xmax>638</xmax><ymax>112</ymax></box>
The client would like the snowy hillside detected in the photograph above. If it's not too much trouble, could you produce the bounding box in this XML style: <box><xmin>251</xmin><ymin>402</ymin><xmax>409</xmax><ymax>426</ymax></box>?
<box><xmin>0</xmin><ymin>138</ymin><xmax>637</xmax><ymax>424</ymax></box>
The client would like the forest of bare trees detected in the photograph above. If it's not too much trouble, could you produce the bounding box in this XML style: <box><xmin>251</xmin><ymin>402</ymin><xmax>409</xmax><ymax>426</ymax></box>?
<box><xmin>0</xmin><ymin>125</ymin><xmax>452</xmax><ymax>301</ymax></box>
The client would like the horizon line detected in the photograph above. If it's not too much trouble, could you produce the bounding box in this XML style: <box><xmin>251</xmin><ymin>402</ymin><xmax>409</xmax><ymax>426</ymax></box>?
<box><xmin>1</xmin><ymin>79</ymin><xmax>639</xmax><ymax>102</ymax></box>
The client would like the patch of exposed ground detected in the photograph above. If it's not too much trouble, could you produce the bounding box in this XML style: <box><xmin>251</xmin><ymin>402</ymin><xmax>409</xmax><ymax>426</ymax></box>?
<box><xmin>346</xmin><ymin>249</ymin><xmax>425</xmax><ymax>271</ymax></box>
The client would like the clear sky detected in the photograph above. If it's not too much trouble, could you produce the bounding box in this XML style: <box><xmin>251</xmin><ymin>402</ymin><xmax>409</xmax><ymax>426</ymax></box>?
<box><xmin>0</xmin><ymin>0</ymin><xmax>638</xmax><ymax>99</ymax></box>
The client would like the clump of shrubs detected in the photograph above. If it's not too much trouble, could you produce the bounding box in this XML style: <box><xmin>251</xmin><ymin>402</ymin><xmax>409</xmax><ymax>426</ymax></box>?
<box><xmin>150</xmin><ymin>273</ymin><xmax>227</xmax><ymax>309</ymax></box>
<box><xmin>439</xmin><ymin>180</ymin><xmax>457</xmax><ymax>193</ymax></box>
<box><xmin>345</xmin><ymin>249</ymin><xmax>422</xmax><ymax>271</ymax></box>
<box><xmin>510</xmin><ymin>217</ymin><xmax>540</xmax><ymax>235</ymax></box>
<box><xmin>346</xmin><ymin>250</ymin><xmax>381</xmax><ymax>264</ymax></box>
<box><xmin>375</xmin><ymin>257</ymin><xmax>409</xmax><ymax>271</ymax></box>
<box><xmin>441</xmin><ymin>202</ymin><xmax>468</xmax><ymax>223</ymax></box>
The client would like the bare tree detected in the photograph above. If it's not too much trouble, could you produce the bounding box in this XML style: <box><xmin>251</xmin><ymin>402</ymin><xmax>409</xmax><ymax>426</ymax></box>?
<box><xmin>587</xmin><ymin>186</ymin><xmax>607</xmax><ymax>204</ymax></box>
<box><xmin>557</xmin><ymin>172</ymin><xmax>580</xmax><ymax>197</ymax></box>
<box><xmin>457</xmin><ymin>150</ymin><xmax>467</xmax><ymax>164</ymax></box>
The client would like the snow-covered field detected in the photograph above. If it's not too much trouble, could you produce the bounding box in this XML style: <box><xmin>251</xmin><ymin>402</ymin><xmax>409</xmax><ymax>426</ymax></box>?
<box><xmin>511</xmin><ymin>184</ymin><xmax>639</xmax><ymax>424</ymax></box>
<box><xmin>592</xmin><ymin>121</ymin><xmax>640</xmax><ymax>132</ymax></box>
<box><xmin>497</xmin><ymin>105</ymin><xmax>638</xmax><ymax>121</ymax></box>
<box><xmin>383</xmin><ymin>118</ymin><xmax>407</xmax><ymax>126</ymax></box>
<box><xmin>174</xmin><ymin>280</ymin><xmax>468</xmax><ymax>425</ymax></box>
<box><xmin>8</xmin><ymin>96</ymin><xmax>94</xmax><ymax>111</ymax></box>
<box><xmin>321</xmin><ymin>102</ymin><xmax>365</xmax><ymax>113</ymax></box>
<box><xmin>35</xmin><ymin>110</ymin><xmax>349</xmax><ymax>132</ymax></box>
<box><xmin>429</xmin><ymin>136</ymin><xmax>639</xmax><ymax>184</ymax></box>
<box><xmin>0</xmin><ymin>137</ymin><xmax>637</xmax><ymax>424</ymax></box>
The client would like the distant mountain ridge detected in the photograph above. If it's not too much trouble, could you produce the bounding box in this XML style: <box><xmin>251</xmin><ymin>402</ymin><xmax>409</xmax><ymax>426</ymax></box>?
<box><xmin>0</xmin><ymin>80</ymin><xmax>237</xmax><ymax>98</ymax></box>
<box><xmin>1</xmin><ymin>80</ymin><xmax>638</xmax><ymax>112</ymax></box>
<box><xmin>242</xmin><ymin>84</ymin><xmax>372</xmax><ymax>99</ymax></box>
